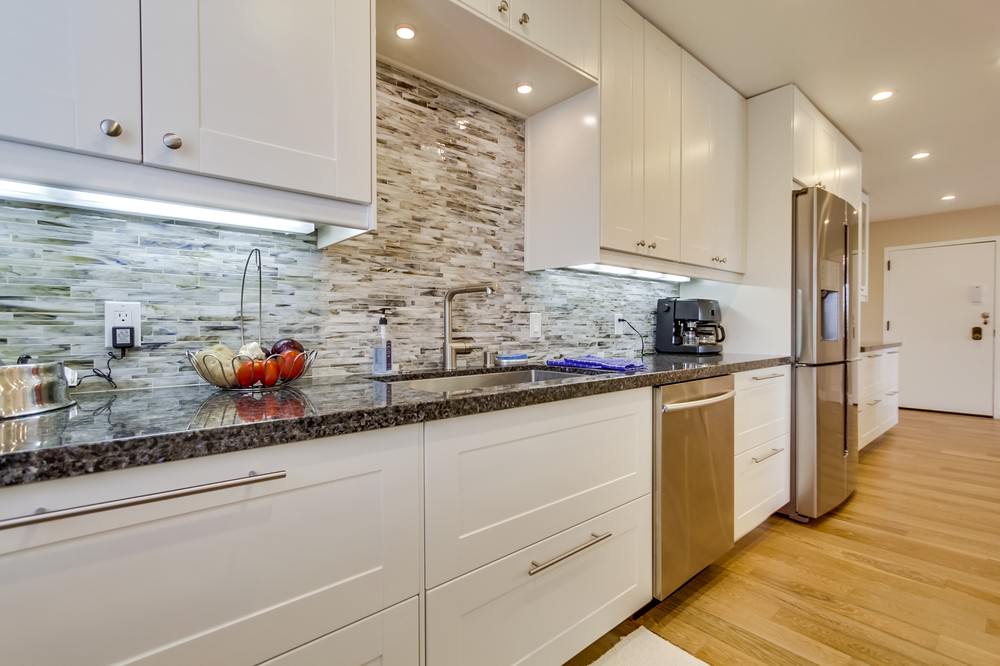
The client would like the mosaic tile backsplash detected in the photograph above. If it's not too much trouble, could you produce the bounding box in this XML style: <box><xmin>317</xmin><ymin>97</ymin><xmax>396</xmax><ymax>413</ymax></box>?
<box><xmin>0</xmin><ymin>62</ymin><xmax>674</xmax><ymax>390</ymax></box>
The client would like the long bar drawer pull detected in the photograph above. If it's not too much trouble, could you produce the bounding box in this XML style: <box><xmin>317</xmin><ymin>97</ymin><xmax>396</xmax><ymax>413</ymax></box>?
<box><xmin>886</xmin><ymin>390</ymin><xmax>899</xmax><ymax>396</ymax></box>
<box><xmin>886</xmin><ymin>351</ymin><xmax>900</xmax><ymax>355</ymax></box>
<box><xmin>751</xmin><ymin>372</ymin><xmax>785</xmax><ymax>381</ymax></box>
<box><xmin>0</xmin><ymin>470</ymin><xmax>286</xmax><ymax>531</ymax></box>
<box><xmin>528</xmin><ymin>531</ymin><xmax>612</xmax><ymax>576</ymax></box>
<box><xmin>662</xmin><ymin>390</ymin><xmax>736</xmax><ymax>413</ymax></box>
<box><xmin>867</xmin><ymin>399</ymin><xmax>882</xmax><ymax>406</ymax></box>
<box><xmin>752</xmin><ymin>448</ymin><xmax>784</xmax><ymax>464</ymax></box>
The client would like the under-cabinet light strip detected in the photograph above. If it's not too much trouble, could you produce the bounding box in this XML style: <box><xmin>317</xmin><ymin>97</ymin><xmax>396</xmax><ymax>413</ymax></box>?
<box><xmin>569</xmin><ymin>263</ymin><xmax>691</xmax><ymax>283</ymax></box>
<box><xmin>0</xmin><ymin>178</ymin><xmax>316</xmax><ymax>235</ymax></box>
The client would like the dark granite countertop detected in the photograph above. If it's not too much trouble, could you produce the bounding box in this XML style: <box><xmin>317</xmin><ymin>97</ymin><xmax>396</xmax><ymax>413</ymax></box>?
<box><xmin>0</xmin><ymin>353</ymin><xmax>789</xmax><ymax>487</ymax></box>
<box><xmin>860</xmin><ymin>342</ymin><xmax>902</xmax><ymax>352</ymax></box>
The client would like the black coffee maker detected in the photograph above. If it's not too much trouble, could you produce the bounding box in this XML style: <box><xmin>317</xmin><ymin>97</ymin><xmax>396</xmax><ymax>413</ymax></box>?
<box><xmin>655</xmin><ymin>298</ymin><xmax>726</xmax><ymax>354</ymax></box>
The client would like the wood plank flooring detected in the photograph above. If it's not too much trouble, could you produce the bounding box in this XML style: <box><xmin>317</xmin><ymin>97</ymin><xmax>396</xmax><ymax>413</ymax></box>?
<box><xmin>568</xmin><ymin>409</ymin><xmax>1000</xmax><ymax>665</ymax></box>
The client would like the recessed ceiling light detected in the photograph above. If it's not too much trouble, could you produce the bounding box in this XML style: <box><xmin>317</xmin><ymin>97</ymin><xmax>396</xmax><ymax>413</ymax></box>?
<box><xmin>871</xmin><ymin>90</ymin><xmax>894</xmax><ymax>102</ymax></box>
<box><xmin>516</xmin><ymin>83</ymin><xmax>533</xmax><ymax>95</ymax></box>
<box><xmin>940</xmin><ymin>194</ymin><xmax>957</xmax><ymax>201</ymax></box>
<box><xmin>394</xmin><ymin>24</ymin><xmax>416</xmax><ymax>40</ymax></box>
<box><xmin>911</xmin><ymin>152</ymin><xmax>930</xmax><ymax>160</ymax></box>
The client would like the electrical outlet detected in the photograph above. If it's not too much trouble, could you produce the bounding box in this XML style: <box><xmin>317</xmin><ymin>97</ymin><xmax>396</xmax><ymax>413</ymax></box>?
<box><xmin>104</xmin><ymin>301</ymin><xmax>142</xmax><ymax>348</ymax></box>
<box><xmin>613</xmin><ymin>313</ymin><xmax>624</xmax><ymax>336</ymax></box>
<box><xmin>528</xmin><ymin>312</ymin><xmax>542</xmax><ymax>339</ymax></box>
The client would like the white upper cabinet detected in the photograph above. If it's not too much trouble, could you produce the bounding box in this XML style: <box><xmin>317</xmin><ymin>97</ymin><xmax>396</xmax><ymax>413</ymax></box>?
<box><xmin>600</xmin><ymin>0</ymin><xmax>645</xmax><ymax>254</ymax></box>
<box><xmin>681</xmin><ymin>52</ymin><xmax>747</xmax><ymax>272</ymax></box>
<box><xmin>510</xmin><ymin>0</ymin><xmax>600</xmax><ymax>78</ymax></box>
<box><xmin>642</xmin><ymin>22</ymin><xmax>682</xmax><ymax>262</ymax></box>
<box><xmin>0</xmin><ymin>0</ymin><xmax>142</xmax><ymax>162</ymax></box>
<box><xmin>141</xmin><ymin>0</ymin><xmax>372</xmax><ymax>203</ymax></box>
<box><xmin>791</xmin><ymin>89</ymin><xmax>862</xmax><ymax>211</ymax></box>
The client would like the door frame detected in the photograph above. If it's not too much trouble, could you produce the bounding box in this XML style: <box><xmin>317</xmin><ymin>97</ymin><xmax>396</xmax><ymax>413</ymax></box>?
<box><xmin>882</xmin><ymin>236</ymin><xmax>1000</xmax><ymax>418</ymax></box>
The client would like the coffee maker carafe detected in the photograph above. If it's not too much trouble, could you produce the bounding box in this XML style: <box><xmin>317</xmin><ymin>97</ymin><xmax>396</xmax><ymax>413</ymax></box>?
<box><xmin>655</xmin><ymin>298</ymin><xmax>726</xmax><ymax>355</ymax></box>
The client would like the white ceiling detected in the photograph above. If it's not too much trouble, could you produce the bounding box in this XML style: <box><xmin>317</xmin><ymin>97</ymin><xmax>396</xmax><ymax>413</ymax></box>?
<box><xmin>627</xmin><ymin>0</ymin><xmax>1000</xmax><ymax>221</ymax></box>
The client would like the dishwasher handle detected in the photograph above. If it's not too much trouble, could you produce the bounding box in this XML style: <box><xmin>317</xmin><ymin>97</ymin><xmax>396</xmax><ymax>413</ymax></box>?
<box><xmin>661</xmin><ymin>389</ymin><xmax>736</xmax><ymax>413</ymax></box>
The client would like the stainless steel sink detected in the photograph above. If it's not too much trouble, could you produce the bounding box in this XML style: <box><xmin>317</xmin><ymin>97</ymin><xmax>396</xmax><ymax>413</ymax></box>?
<box><xmin>377</xmin><ymin>369</ymin><xmax>588</xmax><ymax>393</ymax></box>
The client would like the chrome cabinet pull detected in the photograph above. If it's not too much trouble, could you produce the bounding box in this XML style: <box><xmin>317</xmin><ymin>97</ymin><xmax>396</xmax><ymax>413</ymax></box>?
<box><xmin>752</xmin><ymin>448</ymin><xmax>784</xmax><ymax>464</ymax></box>
<box><xmin>867</xmin><ymin>353</ymin><xmax>883</xmax><ymax>358</ymax></box>
<box><xmin>0</xmin><ymin>470</ymin><xmax>286</xmax><ymax>531</ymax></box>
<box><xmin>751</xmin><ymin>372</ymin><xmax>784</xmax><ymax>381</ymax></box>
<box><xmin>529</xmin><ymin>531</ymin><xmax>611</xmax><ymax>576</ymax></box>
<box><xmin>662</xmin><ymin>390</ymin><xmax>736</xmax><ymax>413</ymax></box>
<box><xmin>649</xmin><ymin>242</ymin><xmax>657</xmax><ymax>250</ymax></box>
<box><xmin>886</xmin><ymin>390</ymin><xmax>899</xmax><ymax>396</ymax></box>
<box><xmin>518</xmin><ymin>12</ymin><xmax>529</xmax><ymax>25</ymax></box>
<box><xmin>497</xmin><ymin>0</ymin><xmax>509</xmax><ymax>12</ymax></box>
<box><xmin>636</xmin><ymin>240</ymin><xmax>646</xmax><ymax>247</ymax></box>
<box><xmin>162</xmin><ymin>133</ymin><xmax>183</xmax><ymax>149</ymax></box>
<box><xmin>886</xmin><ymin>350</ymin><xmax>900</xmax><ymax>355</ymax></box>
<box><xmin>867</xmin><ymin>399</ymin><xmax>882</xmax><ymax>406</ymax></box>
<box><xmin>99</xmin><ymin>119</ymin><xmax>122</xmax><ymax>137</ymax></box>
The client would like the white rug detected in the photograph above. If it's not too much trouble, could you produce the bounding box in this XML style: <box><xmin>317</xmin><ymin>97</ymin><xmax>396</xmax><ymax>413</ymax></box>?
<box><xmin>591</xmin><ymin>627</ymin><xmax>707</xmax><ymax>666</ymax></box>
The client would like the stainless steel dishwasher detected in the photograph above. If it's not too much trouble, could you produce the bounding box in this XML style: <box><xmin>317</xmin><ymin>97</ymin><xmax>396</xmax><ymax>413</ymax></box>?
<box><xmin>653</xmin><ymin>374</ymin><xmax>735</xmax><ymax>600</ymax></box>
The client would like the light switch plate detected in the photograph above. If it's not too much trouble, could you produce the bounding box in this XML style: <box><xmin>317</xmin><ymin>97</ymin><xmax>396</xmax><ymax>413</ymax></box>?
<box><xmin>104</xmin><ymin>301</ymin><xmax>142</xmax><ymax>348</ymax></box>
<box><xmin>529</xmin><ymin>312</ymin><xmax>542</xmax><ymax>339</ymax></box>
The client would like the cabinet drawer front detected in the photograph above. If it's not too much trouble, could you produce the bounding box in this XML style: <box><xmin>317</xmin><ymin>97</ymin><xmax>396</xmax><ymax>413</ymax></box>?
<box><xmin>860</xmin><ymin>353</ymin><xmax>885</xmax><ymax>401</ymax></box>
<box><xmin>425</xmin><ymin>389</ymin><xmax>652</xmax><ymax>587</ymax></box>
<box><xmin>881</xmin><ymin>350</ymin><xmax>900</xmax><ymax>391</ymax></box>
<box><xmin>427</xmin><ymin>496</ymin><xmax>652</xmax><ymax>666</ymax></box>
<box><xmin>877</xmin><ymin>392</ymin><xmax>899</xmax><ymax>429</ymax></box>
<box><xmin>261</xmin><ymin>597</ymin><xmax>419</xmax><ymax>666</ymax></box>
<box><xmin>0</xmin><ymin>426</ymin><xmax>420</xmax><ymax>666</ymax></box>
<box><xmin>734</xmin><ymin>435</ymin><xmax>790</xmax><ymax>540</ymax></box>
<box><xmin>734</xmin><ymin>367</ymin><xmax>790</xmax><ymax>455</ymax></box>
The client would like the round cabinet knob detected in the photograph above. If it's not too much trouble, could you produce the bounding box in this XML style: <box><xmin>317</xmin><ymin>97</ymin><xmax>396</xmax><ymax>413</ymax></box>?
<box><xmin>99</xmin><ymin>119</ymin><xmax>123</xmax><ymax>137</ymax></box>
<box><xmin>497</xmin><ymin>0</ymin><xmax>509</xmax><ymax>12</ymax></box>
<box><xmin>636</xmin><ymin>240</ymin><xmax>646</xmax><ymax>247</ymax></box>
<box><xmin>519</xmin><ymin>12</ymin><xmax>529</xmax><ymax>25</ymax></box>
<box><xmin>649</xmin><ymin>242</ymin><xmax>657</xmax><ymax>250</ymax></box>
<box><xmin>162</xmin><ymin>133</ymin><xmax>183</xmax><ymax>150</ymax></box>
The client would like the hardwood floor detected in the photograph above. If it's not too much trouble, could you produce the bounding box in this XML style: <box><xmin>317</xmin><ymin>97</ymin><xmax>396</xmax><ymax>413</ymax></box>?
<box><xmin>568</xmin><ymin>409</ymin><xmax>1000</xmax><ymax>665</ymax></box>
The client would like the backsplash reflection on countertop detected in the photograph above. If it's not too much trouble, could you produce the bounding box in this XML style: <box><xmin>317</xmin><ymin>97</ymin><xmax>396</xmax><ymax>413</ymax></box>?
<box><xmin>0</xmin><ymin>62</ymin><xmax>673</xmax><ymax>390</ymax></box>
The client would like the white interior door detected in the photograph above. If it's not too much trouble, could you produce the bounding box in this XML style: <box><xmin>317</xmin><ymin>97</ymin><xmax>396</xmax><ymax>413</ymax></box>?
<box><xmin>885</xmin><ymin>241</ymin><xmax>996</xmax><ymax>416</ymax></box>
<box><xmin>141</xmin><ymin>0</ymin><xmax>372</xmax><ymax>202</ymax></box>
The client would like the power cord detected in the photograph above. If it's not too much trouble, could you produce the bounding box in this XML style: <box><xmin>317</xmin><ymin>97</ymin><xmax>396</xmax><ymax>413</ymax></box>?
<box><xmin>617</xmin><ymin>317</ymin><xmax>646</xmax><ymax>357</ymax></box>
<box><xmin>78</xmin><ymin>350</ymin><xmax>124</xmax><ymax>389</ymax></box>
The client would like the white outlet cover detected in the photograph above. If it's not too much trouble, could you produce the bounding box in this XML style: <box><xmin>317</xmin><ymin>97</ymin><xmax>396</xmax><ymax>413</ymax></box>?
<box><xmin>529</xmin><ymin>312</ymin><xmax>542</xmax><ymax>339</ymax></box>
<box><xmin>104</xmin><ymin>301</ymin><xmax>142</xmax><ymax>348</ymax></box>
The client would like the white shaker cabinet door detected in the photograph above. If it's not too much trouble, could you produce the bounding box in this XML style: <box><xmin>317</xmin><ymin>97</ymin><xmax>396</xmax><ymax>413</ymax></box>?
<box><xmin>0</xmin><ymin>0</ymin><xmax>141</xmax><ymax>161</ymax></box>
<box><xmin>141</xmin><ymin>0</ymin><xmax>373</xmax><ymax>203</ymax></box>
<box><xmin>600</xmin><ymin>0</ymin><xmax>645</xmax><ymax>254</ymax></box>
<box><xmin>642</xmin><ymin>21</ymin><xmax>682</xmax><ymax>262</ymax></box>
<box><xmin>680</xmin><ymin>52</ymin><xmax>746</xmax><ymax>272</ymax></box>
<box><xmin>510</xmin><ymin>0</ymin><xmax>600</xmax><ymax>78</ymax></box>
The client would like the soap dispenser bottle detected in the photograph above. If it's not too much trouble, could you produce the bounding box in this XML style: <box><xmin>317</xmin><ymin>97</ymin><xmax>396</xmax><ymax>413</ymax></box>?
<box><xmin>372</xmin><ymin>309</ymin><xmax>393</xmax><ymax>375</ymax></box>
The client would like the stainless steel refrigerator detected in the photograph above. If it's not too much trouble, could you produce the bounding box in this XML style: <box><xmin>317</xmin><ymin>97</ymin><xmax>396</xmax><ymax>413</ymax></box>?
<box><xmin>790</xmin><ymin>187</ymin><xmax>859</xmax><ymax>520</ymax></box>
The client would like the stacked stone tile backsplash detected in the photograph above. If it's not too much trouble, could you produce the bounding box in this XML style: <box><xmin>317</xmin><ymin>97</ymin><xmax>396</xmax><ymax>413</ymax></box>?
<box><xmin>0</xmin><ymin>62</ymin><xmax>674</xmax><ymax>390</ymax></box>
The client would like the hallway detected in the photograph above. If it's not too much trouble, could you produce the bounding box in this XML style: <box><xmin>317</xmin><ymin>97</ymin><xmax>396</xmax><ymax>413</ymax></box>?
<box><xmin>571</xmin><ymin>409</ymin><xmax>1000</xmax><ymax>665</ymax></box>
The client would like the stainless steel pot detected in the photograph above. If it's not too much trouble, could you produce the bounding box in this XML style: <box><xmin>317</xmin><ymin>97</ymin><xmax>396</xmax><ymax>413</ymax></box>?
<box><xmin>0</xmin><ymin>361</ymin><xmax>78</xmax><ymax>419</ymax></box>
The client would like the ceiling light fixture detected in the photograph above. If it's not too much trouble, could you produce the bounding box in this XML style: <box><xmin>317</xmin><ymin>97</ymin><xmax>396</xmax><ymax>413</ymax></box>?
<box><xmin>516</xmin><ymin>83</ymin><xmax>533</xmax><ymax>95</ymax></box>
<box><xmin>0</xmin><ymin>178</ymin><xmax>316</xmax><ymax>234</ymax></box>
<box><xmin>394</xmin><ymin>24</ymin><xmax>416</xmax><ymax>40</ymax></box>
<box><xmin>871</xmin><ymin>90</ymin><xmax>894</xmax><ymax>102</ymax></box>
<box><xmin>911</xmin><ymin>152</ymin><xmax>930</xmax><ymax>160</ymax></box>
<box><xmin>940</xmin><ymin>194</ymin><xmax>956</xmax><ymax>201</ymax></box>
<box><xmin>569</xmin><ymin>263</ymin><xmax>691</xmax><ymax>283</ymax></box>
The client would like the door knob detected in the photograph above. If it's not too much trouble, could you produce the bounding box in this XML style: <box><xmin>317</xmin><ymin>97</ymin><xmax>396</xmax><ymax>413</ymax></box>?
<box><xmin>972</xmin><ymin>326</ymin><xmax>984</xmax><ymax>341</ymax></box>
<box><xmin>99</xmin><ymin>119</ymin><xmax>123</xmax><ymax>137</ymax></box>
<box><xmin>518</xmin><ymin>12</ymin><xmax>530</xmax><ymax>25</ymax></box>
<box><xmin>162</xmin><ymin>133</ymin><xmax>183</xmax><ymax>150</ymax></box>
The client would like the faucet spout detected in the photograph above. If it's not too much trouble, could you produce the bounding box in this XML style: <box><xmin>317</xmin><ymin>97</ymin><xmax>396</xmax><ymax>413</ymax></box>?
<box><xmin>443</xmin><ymin>282</ymin><xmax>499</xmax><ymax>370</ymax></box>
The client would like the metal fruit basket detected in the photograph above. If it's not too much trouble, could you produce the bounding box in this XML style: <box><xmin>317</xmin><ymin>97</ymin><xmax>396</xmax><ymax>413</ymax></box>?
<box><xmin>186</xmin><ymin>248</ymin><xmax>317</xmax><ymax>392</ymax></box>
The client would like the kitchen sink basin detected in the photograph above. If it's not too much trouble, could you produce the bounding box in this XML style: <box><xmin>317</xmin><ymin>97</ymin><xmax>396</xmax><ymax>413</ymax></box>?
<box><xmin>377</xmin><ymin>369</ymin><xmax>591</xmax><ymax>393</ymax></box>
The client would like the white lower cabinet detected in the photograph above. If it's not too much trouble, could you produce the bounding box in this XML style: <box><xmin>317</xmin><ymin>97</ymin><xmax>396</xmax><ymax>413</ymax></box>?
<box><xmin>733</xmin><ymin>367</ymin><xmax>791</xmax><ymax>540</ymax></box>
<box><xmin>424</xmin><ymin>388</ymin><xmax>652</xmax><ymax>588</ymax></box>
<box><xmin>859</xmin><ymin>348</ymin><xmax>901</xmax><ymax>448</ymax></box>
<box><xmin>426</xmin><ymin>496</ymin><xmax>652</xmax><ymax>666</ymax></box>
<box><xmin>261</xmin><ymin>597</ymin><xmax>419</xmax><ymax>666</ymax></box>
<box><xmin>0</xmin><ymin>425</ymin><xmax>421</xmax><ymax>666</ymax></box>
